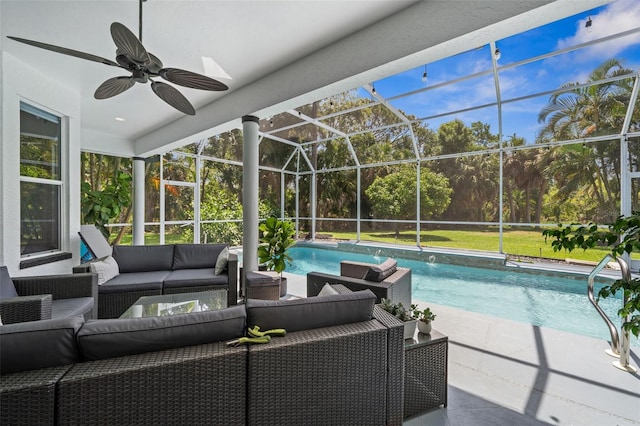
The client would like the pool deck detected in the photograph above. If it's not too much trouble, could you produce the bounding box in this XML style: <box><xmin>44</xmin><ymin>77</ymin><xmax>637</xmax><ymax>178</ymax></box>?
<box><xmin>283</xmin><ymin>271</ymin><xmax>640</xmax><ymax>426</ymax></box>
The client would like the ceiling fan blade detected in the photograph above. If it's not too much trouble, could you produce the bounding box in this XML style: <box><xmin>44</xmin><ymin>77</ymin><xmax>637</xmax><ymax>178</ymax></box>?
<box><xmin>148</xmin><ymin>53</ymin><xmax>164</xmax><ymax>73</ymax></box>
<box><xmin>110</xmin><ymin>22</ymin><xmax>149</xmax><ymax>65</ymax></box>
<box><xmin>7</xmin><ymin>36</ymin><xmax>119</xmax><ymax>67</ymax></box>
<box><xmin>94</xmin><ymin>76</ymin><xmax>135</xmax><ymax>99</ymax></box>
<box><xmin>159</xmin><ymin>68</ymin><xmax>228</xmax><ymax>91</ymax></box>
<box><xmin>151</xmin><ymin>81</ymin><xmax>196</xmax><ymax>115</ymax></box>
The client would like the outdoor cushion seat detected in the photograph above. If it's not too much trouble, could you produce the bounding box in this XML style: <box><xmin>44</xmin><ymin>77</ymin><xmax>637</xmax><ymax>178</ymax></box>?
<box><xmin>162</xmin><ymin>268</ymin><xmax>228</xmax><ymax>289</ymax></box>
<box><xmin>51</xmin><ymin>297</ymin><xmax>95</xmax><ymax>319</ymax></box>
<box><xmin>96</xmin><ymin>271</ymin><xmax>168</xmax><ymax>294</ymax></box>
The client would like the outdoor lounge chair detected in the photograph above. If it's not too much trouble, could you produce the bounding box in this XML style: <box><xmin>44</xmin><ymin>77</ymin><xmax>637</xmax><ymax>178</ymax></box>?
<box><xmin>307</xmin><ymin>258</ymin><xmax>412</xmax><ymax>308</ymax></box>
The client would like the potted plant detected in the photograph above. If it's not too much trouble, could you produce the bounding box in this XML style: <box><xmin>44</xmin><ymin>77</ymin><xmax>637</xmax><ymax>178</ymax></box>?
<box><xmin>542</xmin><ymin>214</ymin><xmax>640</xmax><ymax>338</ymax></box>
<box><xmin>412</xmin><ymin>305</ymin><xmax>437</xmax><ymax>334</ymax></box>
<box><xmin>380</xmin><ymin>298</ymin><xmax>417</xmax><ymax>339</ymax></box>
<box><xmin>257</xmin><ymin>216</ymin><xmax>296</xmax><ymax>293</ymax></box>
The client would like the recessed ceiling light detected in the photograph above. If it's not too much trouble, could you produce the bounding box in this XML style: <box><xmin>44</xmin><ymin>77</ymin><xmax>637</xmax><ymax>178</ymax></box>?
<box><xmin>115</xmin><ymin>117</ymin><xmax>125</xmax><ymax>122</ymax></box>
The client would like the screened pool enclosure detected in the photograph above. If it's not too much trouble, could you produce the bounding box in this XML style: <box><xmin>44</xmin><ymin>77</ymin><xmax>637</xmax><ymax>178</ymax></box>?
<box><xmin>84</xmin><ymin>1</ymin><xmax>640</xmax><ymax>260</ymax></box>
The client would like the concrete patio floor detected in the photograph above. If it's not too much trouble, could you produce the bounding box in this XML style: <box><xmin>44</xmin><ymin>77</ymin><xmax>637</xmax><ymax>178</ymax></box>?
<box><xmin>283</xmin><ymin>272</ymin><xmax>640</xmax><ymax>426</ymax></box>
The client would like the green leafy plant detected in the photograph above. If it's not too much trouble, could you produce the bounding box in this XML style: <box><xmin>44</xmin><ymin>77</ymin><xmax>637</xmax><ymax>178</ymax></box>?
<box><xmin>81</xmin><ymin>171</ymin><xmax>132</xmax><ymax>239</ymax></box>
<box><xmin>381</xmin><ymin>299</ymin><xmax>414</xmax><ymax>322</ymax></box>
<box><xmin>257</xmin><ymin>217</ymin><xmax>296</xmax><ymax>276</ymax></box>
<box><xmin>542</xmin><ymin>215</ymin><xmax>640</xmax><ymax>337</ymax></box>
<box><xmin>411</xmin><ymin>305</ymin><xmax>436</xmax><ymax>323</ymax></box>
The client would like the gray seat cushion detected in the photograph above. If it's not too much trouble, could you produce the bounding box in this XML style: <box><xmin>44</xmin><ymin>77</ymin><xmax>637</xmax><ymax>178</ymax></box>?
<box><xmin>0</xmin><ymin>266</ymin><xmax>18</xmax><ymax>299</ymax></box>
<box><xmin>52</xmin><ymin>297</ymin><xmax>94</xmax><ymax>319</ymax></box>
<box><xmin>163</xmin><ymin>268</ymin><xmax>228</xmax><ymax>289</ymax></box>
<box><xmin>172</xmin><ymin>243</ymin><xmax>226</xmax><ymax>270</ymax></box>
<box><xmin>246</xmin><ymin>290</ymin><xmax>376</xmax><ymax>332</ymax></box>
<box><xmin>97</xmin><ymin>271</ymin><xmax>168</xmax><ymax>294</ymax></box>
<box><xmin>112</xmin><ymin>245</ymin><xmax>175</xmax><ymax>273</ymax></box>
<box><xmin>77</xmin><ymin>305</ymin><xmax>247</xmax><ymax>361</ymax></box>
<box><xmin>0</xmin><ymin>316</ymin><xmax>84</xmax><ymax>374</ymax></box>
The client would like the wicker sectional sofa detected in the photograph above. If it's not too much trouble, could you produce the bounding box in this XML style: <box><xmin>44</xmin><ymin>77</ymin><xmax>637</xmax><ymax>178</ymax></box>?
<box><xmin>73</xmin><ymin>243</ymin><xmax>238</xmax><ymax>318</ymax></box>
<box><xmin>0</xmin><ymin>286</ymin><xmax>406</xmax><ymax>426</ymax></box>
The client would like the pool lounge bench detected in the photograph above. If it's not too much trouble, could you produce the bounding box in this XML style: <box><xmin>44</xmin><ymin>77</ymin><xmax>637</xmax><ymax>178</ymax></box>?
<box><xmin>73</xmin><ymin>243</ymin><xmax>238</xmax><ymax>318</ymax></box>
<box><xmin>0</xmin><ymin>285</ymin><xmax>405</xmax><ymax>425</ymax></box>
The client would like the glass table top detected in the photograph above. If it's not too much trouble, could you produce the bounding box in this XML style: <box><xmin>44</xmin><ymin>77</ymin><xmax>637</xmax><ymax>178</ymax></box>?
<box><xmin>119</xmin><ymin>290</ymin><xmax>227</xmax><ymax>318</ymax></box>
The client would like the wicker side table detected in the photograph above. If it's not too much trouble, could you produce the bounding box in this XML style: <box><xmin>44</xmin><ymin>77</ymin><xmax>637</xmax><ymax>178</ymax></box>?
<box><xmin>245</xmin><ymin>271</ymin><xmax>281</xmax><ymax>300</ymax></box>
<box><xmin>403</xmin><ymin>329</ymin><xmax>448</xmax><ymax>418</ymax></box>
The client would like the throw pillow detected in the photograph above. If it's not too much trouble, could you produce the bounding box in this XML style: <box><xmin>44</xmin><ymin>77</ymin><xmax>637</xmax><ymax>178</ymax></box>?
<box><xmin>317</xmin><ymin>283</ymin><xmax>339</xmax><ymax>297</ymax></box>
<box><xmin>89</xmin><ymin>255</ymin><xmax>120</xmax><ymax>285</ymax></box>
<box><xmin>215</xmin><ymin>246</ymin><xmax>229</xmax><ymax>275</ymax></box>
<box><xmin>0</xmin><ymin>266</ymin><xmax>18</xmax><ymax>298</ymax></box>
<box><xmin>364</xmin><ymin>258</ymin><xmax>397</xmax><ymax>282</ymax></box>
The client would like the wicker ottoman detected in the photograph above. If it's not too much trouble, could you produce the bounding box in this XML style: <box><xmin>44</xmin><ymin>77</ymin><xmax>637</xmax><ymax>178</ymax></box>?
<box><xmin>245</xmin><ymin>271</ymin><xmax>281</xmax><ymax>300</ymax></box>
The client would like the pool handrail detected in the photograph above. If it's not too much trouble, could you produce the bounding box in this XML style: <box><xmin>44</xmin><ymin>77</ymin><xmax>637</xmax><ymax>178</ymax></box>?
<box><xmin>588</xmin><ymin>255</ymin><xmax>636</xmax><ymax>372</ymax></box>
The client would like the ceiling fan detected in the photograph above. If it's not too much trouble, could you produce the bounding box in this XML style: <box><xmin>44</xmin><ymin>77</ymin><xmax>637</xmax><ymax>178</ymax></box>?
<box><xmin>6</xmin><ymin>1</ymin><xmax>228</xmax><ymax>115</ymax></box>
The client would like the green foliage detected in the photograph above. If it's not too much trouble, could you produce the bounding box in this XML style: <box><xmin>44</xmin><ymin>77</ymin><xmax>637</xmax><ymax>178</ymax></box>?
<box><xmin>542</xmin><ymin>215</ymin><xmax>640</xmax><ymax>337</ymax></box>
<box><xmin>380</xmin><ymin>299</ymin><xmax>413</xmax><ymax>322</ymax></box>
<box><xmin>365</xmin><ymin>166</ymin><xmax>451</xmax><ymax>222</ymax></box>
<box><xmin>257</xmin><ymin>217</ymin><xmax>296</xmax><ymax>275</ymax></box>
<box><xmin>81</xmin><ymin>171</ymin><xmax>131</xmax><ymax>238</ymax></box>
<box><xmin>411</xmin><ymin>304</ymin><xmax>436</xmax><ymax>323</ymax></box>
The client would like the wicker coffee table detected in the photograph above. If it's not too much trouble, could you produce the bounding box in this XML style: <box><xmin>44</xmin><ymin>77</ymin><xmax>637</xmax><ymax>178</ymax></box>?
<box><xmin>404</xmin><ymin>329</ymin><xmax>448</xmax><ymax>418</ymax></box>
<box><xmin>119</xmin><ymin>290</ymin><xmax>227</xmax><ymax>318</ymax></box>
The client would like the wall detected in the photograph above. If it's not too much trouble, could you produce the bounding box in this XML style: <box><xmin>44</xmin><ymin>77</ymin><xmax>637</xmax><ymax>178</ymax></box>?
<box><xmin>1</xmin><ymin>52</ymin><xmax>81</xmax><ymax>276</ymax></box>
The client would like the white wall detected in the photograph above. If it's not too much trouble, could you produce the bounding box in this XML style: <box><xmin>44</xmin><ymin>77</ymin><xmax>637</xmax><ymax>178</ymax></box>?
<box><xmin>1</xmin><ymin>52</ymin><xmax>82</xmax><ymax>276</ymax></box>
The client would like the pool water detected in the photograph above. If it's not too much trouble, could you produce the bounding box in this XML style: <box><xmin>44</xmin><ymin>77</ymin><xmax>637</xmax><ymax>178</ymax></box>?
<box><xmin>288</xmin><ymin>246</ymin><xmax>639</xmax><ymax>346</ymax></box>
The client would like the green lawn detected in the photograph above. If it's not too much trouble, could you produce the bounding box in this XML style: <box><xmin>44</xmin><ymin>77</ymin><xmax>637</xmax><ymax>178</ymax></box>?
<box><xmin>325</xmin><ymin>229</ymin><xmax>613</xmax><ymax>263</ymax></box>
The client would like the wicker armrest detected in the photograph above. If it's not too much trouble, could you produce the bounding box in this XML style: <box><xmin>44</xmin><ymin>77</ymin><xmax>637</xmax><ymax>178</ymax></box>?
<box><xmin>0</xmin><ymin>294</ymin><xmax>53</xmax><ymax>324</ymax></box>
<box><xmin>227</xmin><ymin>252</ymin><xmax>239</xmax><ymax>305</ymax></box>
<box><xmin>13</xmin><ymin>273</ymin><xmax>98</xmax><ymax>300</ymax></box>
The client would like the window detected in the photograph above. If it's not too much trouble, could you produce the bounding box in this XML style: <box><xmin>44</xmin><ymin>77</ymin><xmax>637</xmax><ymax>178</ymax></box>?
<box><xmin>19</xmin><ymin>102</ymin><xmax>62</xmax><ymax>256</ymax></box>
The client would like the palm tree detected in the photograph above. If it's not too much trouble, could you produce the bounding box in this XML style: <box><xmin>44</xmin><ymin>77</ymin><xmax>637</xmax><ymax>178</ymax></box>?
<box><xmin>538</xmin><ymin>59</ymin><xmax>632</xmax><ymax>140</ymax></box>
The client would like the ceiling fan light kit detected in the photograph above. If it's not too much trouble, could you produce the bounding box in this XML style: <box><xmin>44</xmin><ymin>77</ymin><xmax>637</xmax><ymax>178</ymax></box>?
<box><xmin>7</xmin><ymin>4</ymin><xmax>228</xmax><ymax>115</ymax></box>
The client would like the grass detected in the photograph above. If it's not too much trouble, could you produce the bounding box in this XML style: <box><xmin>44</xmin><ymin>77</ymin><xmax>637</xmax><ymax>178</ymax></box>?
<box><xmin>324</xmin><ymin>228</ymin><xmax>614</xmax><ymax>263</ymax></box>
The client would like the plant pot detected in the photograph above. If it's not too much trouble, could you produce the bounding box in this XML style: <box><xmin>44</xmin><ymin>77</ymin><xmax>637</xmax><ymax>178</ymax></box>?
<box><xmin>403</xmin><ymin>319</ymin><xmax>417</xmax><ymax>339</ymax></box>
<box><xmin>417</xmin><ymin>320</ymin><xmax>432</xmax><ymax>335</ymax></box>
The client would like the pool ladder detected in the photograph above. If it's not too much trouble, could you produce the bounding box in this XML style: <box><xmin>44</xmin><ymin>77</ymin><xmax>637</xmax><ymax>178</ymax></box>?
<box><xmin>588</xmin><ymin>255</ymin><xmax>637</xmax><ymax>373</ymax></box>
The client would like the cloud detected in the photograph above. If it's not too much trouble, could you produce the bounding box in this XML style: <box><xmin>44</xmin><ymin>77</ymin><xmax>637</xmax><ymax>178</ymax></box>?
<box><xmin>556</xmin><ymin>0</ymin><xmax>640</xmax><ymax>61</ymax></box>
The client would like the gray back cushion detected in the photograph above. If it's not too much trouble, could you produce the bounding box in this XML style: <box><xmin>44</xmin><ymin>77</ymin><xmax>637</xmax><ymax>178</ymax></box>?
<box><xmin>364</xmin><ymin>258</ymin><xmax>398</xmax><ymax>282</ymax></box>
<box><xmin>246</xmin><ymin>290</ymin><xmax>376</xmax><ymax>333</ymax></box>
<box><xmin>112</xmin><ymin>244</ymin><xmax>175</xmax><ymax>273</ymax></box>
<box><xmin>77</xmin><ymin>305</ymin><xmax>246</xmax><ymax>361</ymax></box>
<box><xmin>0</xmin><ymin>316</ymin><xmax>84</xmax><ymax>374</ymax></box>
<box><xmin>172</xmin><ymin>243</ymin><xmax>226</xmax><ymax>270</ymax></box>
<box><xmin>0</xmin><ymin>266</ymin><xmax>18</xmax><ymax>298</ymax></box>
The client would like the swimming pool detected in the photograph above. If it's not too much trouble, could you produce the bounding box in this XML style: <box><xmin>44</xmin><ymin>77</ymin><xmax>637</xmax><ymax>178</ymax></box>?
<box><xmin>287</xmin><ymin>245</ymin><xmax>639</xmax><ymax>346</ymax></box>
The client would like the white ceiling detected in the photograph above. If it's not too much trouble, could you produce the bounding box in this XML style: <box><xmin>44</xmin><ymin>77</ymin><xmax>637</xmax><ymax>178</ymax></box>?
<box><xmin>1</xmin><ymin>0</ymin><xmax>610</xmax><ymax>157</ymax></box>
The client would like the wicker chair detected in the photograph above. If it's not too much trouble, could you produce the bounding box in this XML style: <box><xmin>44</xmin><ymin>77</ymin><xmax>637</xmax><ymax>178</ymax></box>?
<box><xmin>0</xmin><ymin>267</ymin><xmax>97</xmax><ymax>324</ymax></box>
<box><xmin>307</xmin><ymin>260</ymin><xmax>412</xmax><ymax>309</ymax></box>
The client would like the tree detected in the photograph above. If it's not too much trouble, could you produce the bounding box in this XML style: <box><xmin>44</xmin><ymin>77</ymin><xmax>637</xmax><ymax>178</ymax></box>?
<box><xmin>365</xmin><ymin>166</ymin><xmax>451</xmax><ymax>237</ymax></box>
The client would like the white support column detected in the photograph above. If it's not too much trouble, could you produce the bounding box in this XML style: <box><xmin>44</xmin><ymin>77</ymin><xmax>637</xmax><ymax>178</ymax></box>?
<box><xmin>416</xmin><ymin>161</ymin><xmax>421</xmax><ymax>248</ymax></box>
<box><xmin>242</xmin><ymin>115</ymin><xmax>260</xmax><ymax>277</ymax></box>
<box><xmin>132</xmin><ymin>157</ymin><xmax>146</xmax><ymax>245</ymax></box>
<box><xmin>311</xmin><ymin>171</ymin><xmax>316</xmax><ymax>241</ymax></box>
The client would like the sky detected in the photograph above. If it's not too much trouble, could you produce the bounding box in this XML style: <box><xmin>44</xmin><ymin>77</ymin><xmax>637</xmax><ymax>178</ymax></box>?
<box><xmin>369</xmin><ymin>0</ymin><xmax>640</xmax><ymax>145</ymax></box>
